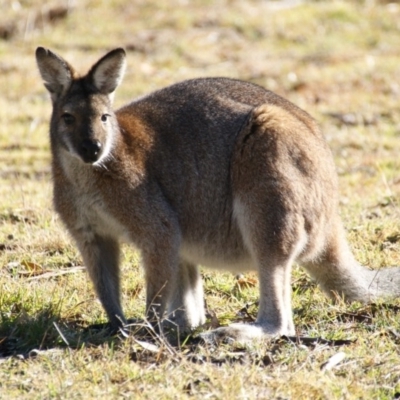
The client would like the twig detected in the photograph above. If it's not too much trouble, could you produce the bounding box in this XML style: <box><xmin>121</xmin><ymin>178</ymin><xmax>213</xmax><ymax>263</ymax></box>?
<box><xmin>53</xmin><ymin>322</ymin><xmax>70</xmax><ymax>346</ymax></box>
<box><xmin>26</xmin><ymin>266</ymin><xmax>85</xmax><ymax>281</ymax></box>
<box><xmin>320</xmin><ymin>352</ymin><xmax>346</xmax><ymax>371</ymax></box>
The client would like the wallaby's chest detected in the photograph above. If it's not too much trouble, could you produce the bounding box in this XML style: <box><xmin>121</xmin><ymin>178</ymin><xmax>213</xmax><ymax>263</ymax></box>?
<box><xmin>56</xmin><ymin>161</ymin><xmax>132</xmax><ymax>243</ymax></box>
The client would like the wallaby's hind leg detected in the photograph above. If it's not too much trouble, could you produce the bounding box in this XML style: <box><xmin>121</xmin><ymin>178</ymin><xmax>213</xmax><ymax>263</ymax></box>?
<box><xmin>257</xmin><ymin>251</ymin><xmax>297</xmax><ymax>335</ymax></box>
<box><xmin>75</xmin><ymin>233</ymin><xmax>125</xmax><ymax>330</ymax></box>
<box><xmin>237</xmin><ymin>200</ymin><xmax>297</xmax><ymax>336</ymax></box>
<box><xmin>166</xmin><ymin>261</ymin><xmax>205</xmax><ymax>331</ymax></box>
<box><xmin>142</xmin><ymin>243</ymin><xmax>181</xmax><ymax>328</ymax></box>
<box><xmin>200</xmin><ymin>103</ymin><xmax>314</xmax><ymax>344</ymax></box>
<box><xmin>200</xmin><ymin>198</ymin><xmax>305</xmax><ymax>344</ymax></box>
<box><xmin>234</xmin><ymin>198</ymin><xmax>304</xmax><ymax>336</ymax></box>
<box><xmin>199</xmin><ymin>252</ymin><xmax>299</xmax><ymax>344</ymax></box>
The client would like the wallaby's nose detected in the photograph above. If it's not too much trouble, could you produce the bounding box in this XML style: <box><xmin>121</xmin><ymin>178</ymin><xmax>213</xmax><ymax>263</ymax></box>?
<box><xmin>80</xmin><ymin>139</ymin><xmax>102</xmax><ymax>163</ymax></box>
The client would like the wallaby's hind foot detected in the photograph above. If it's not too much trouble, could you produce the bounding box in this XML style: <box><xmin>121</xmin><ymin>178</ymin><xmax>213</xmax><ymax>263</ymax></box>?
<box><xmin>200</xmin><ymin>324</ymin><xmax>270</xmax><ymax>346</ymax></box>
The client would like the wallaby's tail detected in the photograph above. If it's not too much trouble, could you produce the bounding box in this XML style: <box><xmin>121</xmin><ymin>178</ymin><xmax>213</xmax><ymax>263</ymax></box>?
<box><xmin>303</xmin><ymin>218</ymin><xmax>400</xmax><ymax>302</ymax></box>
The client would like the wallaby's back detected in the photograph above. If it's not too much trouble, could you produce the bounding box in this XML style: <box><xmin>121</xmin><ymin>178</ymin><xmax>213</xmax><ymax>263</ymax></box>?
<box><xmin>114</xmin><ymin>78</ymin><xmax>333</xmax><ymax>267</ymax></box>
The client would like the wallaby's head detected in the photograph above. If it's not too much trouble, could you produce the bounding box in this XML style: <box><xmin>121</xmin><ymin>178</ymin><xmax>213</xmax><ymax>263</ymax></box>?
<box><xmin>36</xmin><ymin>47</ymin><xmax>126</xmax><ymax>165</ymax></box>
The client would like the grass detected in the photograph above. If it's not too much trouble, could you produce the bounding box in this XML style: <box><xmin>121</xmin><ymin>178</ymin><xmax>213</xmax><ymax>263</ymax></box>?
<box><xmin>1</xmin><ymin>0</ymin><xmax>400</xmax><ymax>398</ymax></box>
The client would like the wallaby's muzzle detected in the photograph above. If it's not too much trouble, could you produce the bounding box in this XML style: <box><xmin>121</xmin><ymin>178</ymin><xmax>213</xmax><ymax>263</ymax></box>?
<box><xmin>80</xmin><ymin>138</ymin><xmax>102</xmax><ymax>163</ymax></box>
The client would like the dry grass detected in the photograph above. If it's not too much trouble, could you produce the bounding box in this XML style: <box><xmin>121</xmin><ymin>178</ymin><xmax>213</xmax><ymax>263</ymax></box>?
<box><xmin>1</xmin><ymin>0</ymin><xmax>400</xmax><ymax>398</ymax></box>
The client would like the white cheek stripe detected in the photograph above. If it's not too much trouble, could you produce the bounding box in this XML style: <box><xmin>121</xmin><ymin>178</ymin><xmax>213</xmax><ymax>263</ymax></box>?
<box><xmin>94</xmin><ymin>125</ymin><xmax>115</xmax><ymax>165</ymax></box>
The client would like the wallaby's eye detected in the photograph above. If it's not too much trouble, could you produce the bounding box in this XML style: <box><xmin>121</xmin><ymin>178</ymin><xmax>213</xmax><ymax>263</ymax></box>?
<box><xmin>101</xmin><ymin>114</ymin><xmax>110</xmax><ymax>122</ymax></box>
<box><xmin>62</xmin><ymin>113</ymin><xmax>75</xmax><ymax>125</ymax></box>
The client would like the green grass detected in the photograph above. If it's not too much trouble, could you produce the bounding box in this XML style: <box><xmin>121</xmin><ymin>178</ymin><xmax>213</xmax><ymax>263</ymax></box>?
<box><xmin>1</xmin><ymin>0</ymin><xmax>400</xmax><ymax>398</ymax></box>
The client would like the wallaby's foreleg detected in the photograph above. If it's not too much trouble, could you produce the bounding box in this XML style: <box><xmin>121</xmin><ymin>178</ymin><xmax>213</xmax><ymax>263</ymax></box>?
<box><xmin>166</xmin><ymin>261</ymin><xmax>205</xmax><ymax>331</ymax></box>
<box><xmin>75</xmin><ymin>233</ymin><xmax>125</xmax><ymax>330</ymax></box>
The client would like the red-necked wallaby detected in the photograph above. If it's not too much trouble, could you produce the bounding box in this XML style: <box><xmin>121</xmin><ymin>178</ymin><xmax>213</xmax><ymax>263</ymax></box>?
<box><xmin>36</xmin><ymin>47</ymin><xmax>400</xmax><ymax>344</ymax></box>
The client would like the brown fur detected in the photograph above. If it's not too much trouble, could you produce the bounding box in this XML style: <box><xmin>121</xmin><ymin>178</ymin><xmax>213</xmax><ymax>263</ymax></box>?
<box><xmin>36</xmin><ymin>47</ymin><xmax>400</xmax><ymax>343</ymax></box>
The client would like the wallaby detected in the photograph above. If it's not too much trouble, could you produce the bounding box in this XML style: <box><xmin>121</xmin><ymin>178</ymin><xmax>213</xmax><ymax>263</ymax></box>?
<box><xmin>36</xmin><ymin>47</ymin><xmax>400</xmax><ymax>344</ymax></box>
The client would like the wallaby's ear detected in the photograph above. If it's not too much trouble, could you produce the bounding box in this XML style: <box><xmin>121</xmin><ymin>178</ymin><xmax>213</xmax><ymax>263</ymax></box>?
<box><xmin>87</xmin><ymin>48</ymin><xmax>126</xmax><ymax>95</ymax></box>
<box><xmin>35</xmin><ymin>47</ymin><xmax>74</xmax><ymax>102</ymax></box>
